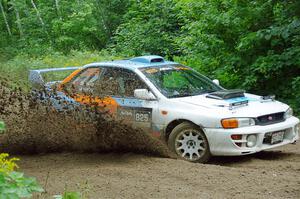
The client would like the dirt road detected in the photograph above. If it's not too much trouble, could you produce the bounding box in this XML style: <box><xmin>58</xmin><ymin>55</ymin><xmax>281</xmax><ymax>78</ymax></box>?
<box><xmin>18</xmin><ymin>144</ymin><xmax>300</xmax><ymax>199</ymax></box>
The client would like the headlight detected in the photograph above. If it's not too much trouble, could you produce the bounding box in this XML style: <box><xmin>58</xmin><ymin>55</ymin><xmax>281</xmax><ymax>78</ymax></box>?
<box><xmin>284</xmin><ymin>108</ymin><xmax>293</xmax><ymax>119</ymax></box>
<box><xmin>221</xmin><ymin>118</ymin><xmax>255</xmax><ymax>129</ymax></box>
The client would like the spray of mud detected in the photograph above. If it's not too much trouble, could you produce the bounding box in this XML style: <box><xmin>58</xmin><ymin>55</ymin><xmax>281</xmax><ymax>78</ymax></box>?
<box><xmin>0</xmin><ymin>78</ymin><xmax>172</xmax><ymax>158</ymax></box>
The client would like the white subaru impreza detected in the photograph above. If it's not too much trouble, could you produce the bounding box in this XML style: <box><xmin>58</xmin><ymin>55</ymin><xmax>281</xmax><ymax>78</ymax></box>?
<box><xmin>30</xmin><ymin>55</ymin><xmax>300</xmax><ymax>163</ymax></box>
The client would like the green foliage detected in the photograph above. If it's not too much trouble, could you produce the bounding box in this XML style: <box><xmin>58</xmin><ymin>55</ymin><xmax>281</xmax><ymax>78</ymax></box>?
<box><xmin>174</xmin><ymin>0</ymin><xmax>300</xmax><ymax>115</ymax></box>
<box><xmin>54</xmin><ymin>192</ymin><xmax>82</xmax><ymax>199</ymax></box>
<box><xmin>51</xmin><ymin>2</ymin><xmax>98</xmax><ymax>52</ymax></box>
<box><xmin>0</xmin><ymin>171</ymin><xmax>44</xmax><ymax>198</ymax></box>
<box><xmin>0</xmin><ymin>0</ymin><xmax>299</xmax><ymax>115</ymax></box>
<box><xmin>112</xmin><ymin>0</ymin><xmax>182</xmax><ymax>57</ymax></box>
<box><xmin>0</xmin><ymin>0</ymin><xmax>129</xmax><ymax>54</ymax></box>
<box><xmin>0</xmin><ymin>153</ymin><xmax>44</xmax><ymax>198</ymax></box>
<box><xmin>0</xmin><ymin>153</ymin><xmax>19</xmax><ymax>174</ymax></box>
<box><xmin>53</xmin><ymin>180</ymin><xmax>91</xmax><ymax>199</ymax></box>
<box><xmin>0</xmin><ymin>121</ymin><xmax>5</xmax><ymax>133</ymax></box>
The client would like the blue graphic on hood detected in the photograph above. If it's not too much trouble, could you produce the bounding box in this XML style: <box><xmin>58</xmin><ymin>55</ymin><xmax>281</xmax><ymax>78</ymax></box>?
<box><xmin>225</xmin><ymin>97</ymin><xmax>258</xmax><ymax>104</ymax></box>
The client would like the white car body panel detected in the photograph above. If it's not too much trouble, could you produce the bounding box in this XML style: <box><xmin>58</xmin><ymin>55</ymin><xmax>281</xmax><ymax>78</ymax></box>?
<box><xmin>128</xmin><ymin>57</ymin><xmax>299</xmax><ymax>156</ymax></box>
<box><xmin>152</xmin><ymin>92</ymin><xmax>299</xmax><ymax>156</ymax></box>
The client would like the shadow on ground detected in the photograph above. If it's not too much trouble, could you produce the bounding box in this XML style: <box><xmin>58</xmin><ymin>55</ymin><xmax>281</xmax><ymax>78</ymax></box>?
<box><xmin>208</xmin><ymin>149</ymin><xmax>297</xmax><ymax>166</ymax></box>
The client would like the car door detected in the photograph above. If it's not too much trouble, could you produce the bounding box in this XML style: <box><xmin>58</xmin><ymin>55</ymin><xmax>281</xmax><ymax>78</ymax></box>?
<box><xmin>94</xmin><ymin>67</ymin><xmax>159</xmax><ymax>134</ymax></box>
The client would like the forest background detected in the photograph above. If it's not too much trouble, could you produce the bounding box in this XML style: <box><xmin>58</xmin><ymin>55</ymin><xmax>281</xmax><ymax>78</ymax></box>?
<box><xmin>0</xmin><ymin>0</ymin><xmax>299</xmax><ymax>116</ymax></box>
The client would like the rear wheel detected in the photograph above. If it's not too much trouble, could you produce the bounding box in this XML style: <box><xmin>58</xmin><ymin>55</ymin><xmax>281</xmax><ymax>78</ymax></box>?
<box><xmin>168</xmin><ymin>122</ymin><xmax>211</xmax><ymax>163</ymax></box>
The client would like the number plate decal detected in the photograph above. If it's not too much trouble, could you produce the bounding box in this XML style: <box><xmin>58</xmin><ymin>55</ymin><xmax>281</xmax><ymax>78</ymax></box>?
<box><xmin>135</xmin><ymin>111</ymin><xmax>151</xmax><ymax>122</ymax></box>
<box><xmin>117</xmin><ymin>107</ymin><xmax>152</xmax><ymax>123</ymax></box>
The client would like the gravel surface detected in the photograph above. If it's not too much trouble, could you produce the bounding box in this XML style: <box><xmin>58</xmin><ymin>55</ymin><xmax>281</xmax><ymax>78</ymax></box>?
<box><xmin>18</xmin><ymin>144</ymin><xmax>300</xmax><ymax>199</ymax></box>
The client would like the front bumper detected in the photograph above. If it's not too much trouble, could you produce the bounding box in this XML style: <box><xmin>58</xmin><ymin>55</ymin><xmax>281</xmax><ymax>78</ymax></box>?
<box><xmin>204</xmin><ymin>116</ymin><xmax>299</xmax><ymax>156</ymax></box>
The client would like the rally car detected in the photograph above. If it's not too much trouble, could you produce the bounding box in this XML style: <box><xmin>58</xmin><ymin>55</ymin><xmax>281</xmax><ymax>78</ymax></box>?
<box><xmin>29</xmin><ymin>55</ymin><xmax>299</xmax><ymax>163</ymax></box>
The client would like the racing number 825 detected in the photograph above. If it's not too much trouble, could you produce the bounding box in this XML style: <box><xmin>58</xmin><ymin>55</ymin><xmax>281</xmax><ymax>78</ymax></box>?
<box><xmin>135</xmin><ymin>112</ymin><xmax>149</xmax><ymax>122</ymax></box>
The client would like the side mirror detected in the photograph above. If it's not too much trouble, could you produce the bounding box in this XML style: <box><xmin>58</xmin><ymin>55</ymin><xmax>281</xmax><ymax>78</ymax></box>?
<box><xmin>213</xmin><ymin>79</ymin><xmax>220</xmax><ymax>85</ymax></box>
<box><xmin>134</xmin><ymin>89</ymin><xmax>156</xmax><ymax>100</ymax></box>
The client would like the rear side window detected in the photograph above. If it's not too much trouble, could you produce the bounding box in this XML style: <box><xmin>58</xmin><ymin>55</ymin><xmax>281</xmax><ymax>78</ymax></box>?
<box><xmin>64</xmin><ymin>67</ymin><xmax>102</xmax><ymax>94</ymax></box>
<box><xmin>72</xmin><ymin>68</ymin><xmax>100</xmax><ymax>86</ymax></box>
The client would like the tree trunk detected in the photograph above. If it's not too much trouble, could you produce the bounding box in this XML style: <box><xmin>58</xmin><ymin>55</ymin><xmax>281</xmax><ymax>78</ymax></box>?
<box><xmin>30</xmin><ymin>0</ymin><xmax>52</xmax><ymax>44</ymax></box>
<box><xmin>0</xmin><ymin>0</ymin><xmax>12</xmax><ymax>36</ymax></box>
<box><xmin>13</xmin><ymin>1</ymin><xmax>23</xmax><ymax>37</ymax></box>
<box><xmin>55</xmin><ymin>0</ymin><xmax>61</xmax><ymax>19</ymax></box>
<box><xmin>30</xmin><ymin>0</ymin><xmax>45</xmax><ymax>27</ymax></box>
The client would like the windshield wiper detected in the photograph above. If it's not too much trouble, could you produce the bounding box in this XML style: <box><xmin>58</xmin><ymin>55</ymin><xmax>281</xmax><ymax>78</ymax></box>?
<box><xmin>168</xmin><ymin>89</ymin><xmax>219</xmax><ymax>98</ymax></box>
<box><xmin>194</xmin><ymin>89</ymin><xmax>217</xmax><ymax>95</ymax></box>
<box><xmin>205</xmin><ymin>89</ymin><xmax>217</xmax><ymax>93</ymax></box>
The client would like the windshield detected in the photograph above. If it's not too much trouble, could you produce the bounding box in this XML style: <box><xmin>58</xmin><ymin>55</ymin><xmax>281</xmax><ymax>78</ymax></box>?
<box><xmin>140</xmin><ymin>65</ymin><xmax>223</xmax><ymax>98</ymax></box>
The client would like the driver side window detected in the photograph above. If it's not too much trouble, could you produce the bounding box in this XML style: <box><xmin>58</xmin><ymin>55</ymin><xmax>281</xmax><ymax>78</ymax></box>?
<box><xmin>95</xmin><ymin>68</ymin><xmax>148</xmax><ymax>98</ymax></box>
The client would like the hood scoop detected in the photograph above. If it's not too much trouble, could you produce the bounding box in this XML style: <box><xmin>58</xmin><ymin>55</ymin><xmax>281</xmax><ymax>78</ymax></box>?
<box><xmin>206</xmin><ymin>89</ymin><xmax>245</xmax><ymax>100</ymax></box>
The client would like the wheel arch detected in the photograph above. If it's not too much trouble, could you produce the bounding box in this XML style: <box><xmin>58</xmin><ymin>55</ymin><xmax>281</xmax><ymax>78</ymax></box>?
<box><xmin>165</xmin><ymin>119</ymin><xmax>203</xmax><ymax>141</ymax></box>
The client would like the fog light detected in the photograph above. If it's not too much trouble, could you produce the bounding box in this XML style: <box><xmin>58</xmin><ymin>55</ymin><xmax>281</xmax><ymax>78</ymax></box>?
<box><xmin>246</xmin><ymin>134</ymin><xmax>257</xmax><ymax>147</ymax></box>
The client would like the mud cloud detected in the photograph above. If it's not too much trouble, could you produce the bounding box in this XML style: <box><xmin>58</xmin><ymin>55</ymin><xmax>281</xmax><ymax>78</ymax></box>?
<box><xmin>0</xmin><ymin>79</ymin><xmax>171</xmax><ymax>157</ymax></box>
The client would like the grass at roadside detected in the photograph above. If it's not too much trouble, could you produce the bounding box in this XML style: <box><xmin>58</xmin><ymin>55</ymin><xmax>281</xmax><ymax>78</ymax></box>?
<box><xmin>0</xmin><ymin>51</ymin><xmax>121</xmax><ymax>91</ymax></box>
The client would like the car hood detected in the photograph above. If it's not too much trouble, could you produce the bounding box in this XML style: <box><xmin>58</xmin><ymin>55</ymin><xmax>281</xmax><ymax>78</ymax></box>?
<box><xmin>174</xmin><ymin>93</ymin><xmax>289</xmax><ymax>118</ymax></box>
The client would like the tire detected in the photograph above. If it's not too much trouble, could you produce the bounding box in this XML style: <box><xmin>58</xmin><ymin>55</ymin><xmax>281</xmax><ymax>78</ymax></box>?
<box><xmin>168</xmin><ymin>122</ymin><xmax>211</xmax><ymax>163</ymax></box>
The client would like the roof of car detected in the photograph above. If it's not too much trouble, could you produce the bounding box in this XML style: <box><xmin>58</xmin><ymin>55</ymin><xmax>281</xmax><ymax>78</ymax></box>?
<box><xmin>83</xmin><ymin>55</ymin><xmax>178</xmax><ymax>70</ymax></box>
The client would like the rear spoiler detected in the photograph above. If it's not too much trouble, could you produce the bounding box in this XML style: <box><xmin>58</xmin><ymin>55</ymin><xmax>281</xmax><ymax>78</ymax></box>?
<box><xmin>29</xmin><ymin>67</ymin><xmax>81</xmax><ymax>88</ymax></box>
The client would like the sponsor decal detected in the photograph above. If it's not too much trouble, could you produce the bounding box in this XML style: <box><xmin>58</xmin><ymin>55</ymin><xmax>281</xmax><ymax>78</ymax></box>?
<box><xmin>143</xmin><ymin>65</ymin><xmax>191</xmax><ymax>74</ymax></box>
<box><xmin>117</xmin><ymin>107</ymin><xmax>152</xmax><ymax>123</ymax></box>
<box><xmin>174</xmin><ymin>66</ymin><xmax>190</xmax><ymax>70</ymax></box>
<box><xmin>226</xmin><ymin>97</ymin><xmax>258</xmax><ymax>104</ymax></box>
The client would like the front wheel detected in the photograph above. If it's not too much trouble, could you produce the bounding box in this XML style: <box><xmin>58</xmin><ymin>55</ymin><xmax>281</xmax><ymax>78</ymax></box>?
<box><xmin>168</xmin><ymin>122</ymin><xmax>211</xmax><ymax>163</ymax></box>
